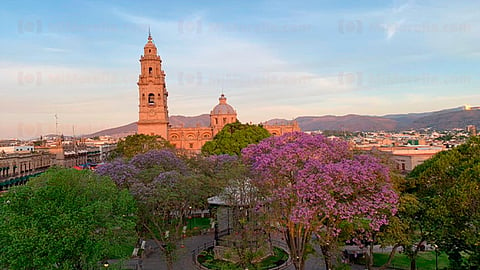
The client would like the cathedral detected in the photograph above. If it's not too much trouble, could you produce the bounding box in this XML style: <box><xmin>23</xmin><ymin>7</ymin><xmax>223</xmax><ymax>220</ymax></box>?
<box><xmin>137</xmin><ymin>33</ymin><xmax>300</xmax><ymax>152</ymax></box>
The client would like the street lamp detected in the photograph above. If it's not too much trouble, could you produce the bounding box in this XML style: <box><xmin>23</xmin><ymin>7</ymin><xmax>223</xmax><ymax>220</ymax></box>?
<box><xmin>433</xmin><ymin>244</ymin><xmax>438</xmax><ymax>270</ymax></box>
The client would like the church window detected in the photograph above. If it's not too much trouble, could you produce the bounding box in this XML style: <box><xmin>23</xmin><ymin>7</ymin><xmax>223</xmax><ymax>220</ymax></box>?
<box><xmin>149</xmin><ymin>67</ymin><xmax>153</xmax><ymax>75</ymax></box>
<box><xmin>149</xmin><ymin>49</ymin><xmax>151</xmax><ymax>53</ymax></box>
<box><xmin>148</xmin><ymin>93</ymin><xmax>155</xmax><ymax>104</ymax></box>
<box><xmin>215</xmin><ymin>118</ymin><xmax>218</xmax><ymax>125</ymax></box>
<box><xmin>223</xmin><ymin>117</ymin><xmax>227</xmax><ymax>124</ymax></box>
<box><xmin>189</xmin><ymin>143</ymin><xmax>194</xmax><ymax>148</ymax></box>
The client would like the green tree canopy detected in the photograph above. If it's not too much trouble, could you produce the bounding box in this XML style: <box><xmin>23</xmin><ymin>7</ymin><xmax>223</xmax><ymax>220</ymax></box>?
<box><xmin>115</xmin><ymin>134</ymin><xmax>173</xmax><ymax>159</ymax></box>
<box><xmin>0</xmin><ymin>167</ymin><xmax>137</xmax><ymax>270</ymax></box>
<box><xmin>201</xmin><ymin>122</ymin><xmax>271</xmax><ymax>155</ymax></box>
<box><xmin>407</xmin><ymin>136</ymin><xmax>480</xmax><ymax>268</ymax></box>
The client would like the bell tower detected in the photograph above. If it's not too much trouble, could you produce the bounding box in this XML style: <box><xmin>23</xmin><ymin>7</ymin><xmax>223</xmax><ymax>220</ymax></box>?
<box><xmin>137</xmin><ymin>32</ymin><xmax>169</xmax><ymax>139</ymax></box>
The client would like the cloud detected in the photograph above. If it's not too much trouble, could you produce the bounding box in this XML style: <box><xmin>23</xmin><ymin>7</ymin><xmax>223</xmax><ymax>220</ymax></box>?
<box><xmin>392</xmin><ymin>0</ymin><xmax>414</xmax><ymax>14</ymax></box>
<box><xmin>43</xmin><ymin>47</ymin><xmax>70</xmax><ymax>53</ymax></box>
<box><xmin>381</xmin><ymin>19</ymin><xmax>405</xmax><ymax>40</ymax></box>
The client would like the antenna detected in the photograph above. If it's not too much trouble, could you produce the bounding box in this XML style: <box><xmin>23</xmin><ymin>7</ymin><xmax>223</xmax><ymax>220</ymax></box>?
<box><xmin>55</xmin><ymin>114</ymin><xmax>59</xmax><ymax>136</ymax></box>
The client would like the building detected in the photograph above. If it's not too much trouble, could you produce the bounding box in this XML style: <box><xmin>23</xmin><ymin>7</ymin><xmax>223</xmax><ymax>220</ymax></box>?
<box><xmin>0</xmin><ymin>152</ymin><xmax>53</xmax><ymax>190</ymax></box>
<box><xmin>14</xmin><ymin>145</ymin><xmax>34</xmax><ymax>152</ymax></box>
<box><xmin>137</xmin><ymin>32</ymin><xmax>169</xmax><ymax>139</ymax></box>
<box><xmin>380</xmin><ymin>147</ymin><xmax>444</xmax><ymax>172</ymax></box>
<box><xmin>137</xmin><ymin>34</ymin><xmax>299</xmax><ymax>151</ymax></box>
<box><xmin>466</xmin><ymin>125</ymin><xmax>477</xmax><ymax>136</ymax></box>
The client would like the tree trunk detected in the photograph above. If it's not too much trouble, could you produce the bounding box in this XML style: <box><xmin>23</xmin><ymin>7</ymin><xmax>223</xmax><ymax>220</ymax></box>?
<box><xmin>285</xmin><ymin>226</ymin><xmax>308</xmax><ymax>270</ymax></box>
<box><xmin>409</xmin><ymin>239</ymin><xmax>424</xmax><ymax>270</ymax></box>
<box><xmin>364</xmin><ymin>242</ymin><xmax>374</xmax><ymax>270</ymax></box>
<box><xmin>321</xmin><ymin>245</ymin><xmax>332</xmax><ymax>270</ymax></box>
<box><xmin>378</xmin><ymin>244</ymin><xmax>401</xmax><ymax>270</ymax></box>
<box><xmin>293</xmin><ymin>259</ymin><xmax>305</xmax><ymax>270</ymax></box>
<box><xmin>410</xmin><ymin>258</ymin><xmax>416</xmax><ymax>270</ymax></box>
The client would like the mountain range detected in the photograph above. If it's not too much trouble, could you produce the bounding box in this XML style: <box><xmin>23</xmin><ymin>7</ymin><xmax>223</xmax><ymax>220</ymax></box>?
<box><xmin>87</xmin><ymin>106</ymin><xmax>480</xmax><ymax>137</ymax></box>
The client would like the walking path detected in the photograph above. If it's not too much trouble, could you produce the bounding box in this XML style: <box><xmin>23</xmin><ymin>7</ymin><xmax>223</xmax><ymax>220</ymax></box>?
<box><xmin>126</xmin><ymin>233</ymin><xmax>393</xmax><ymax>270</ymax></box>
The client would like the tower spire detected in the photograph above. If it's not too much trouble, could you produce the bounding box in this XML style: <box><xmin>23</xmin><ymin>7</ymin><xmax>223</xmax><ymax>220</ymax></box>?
<box><xmin>148</xmin><ymin>26</ymin><xmax>152</xmax><ymax>41</ymax></box>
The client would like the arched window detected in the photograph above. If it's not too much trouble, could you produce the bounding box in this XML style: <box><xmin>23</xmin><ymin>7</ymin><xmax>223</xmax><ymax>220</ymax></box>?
<box><xmin>148</xmin><ymin>93</ymin><xmax>155</xmax><ymax>105</ymax></box>
<box><xmin>149</xmin><ymin>67</ymin><xmax>153</xmax><ymax>75</ymax></box>
<box><xmin>215</xmin><ymin>118</ymin><xmax>218</xmax><ymax>125</ymax></box>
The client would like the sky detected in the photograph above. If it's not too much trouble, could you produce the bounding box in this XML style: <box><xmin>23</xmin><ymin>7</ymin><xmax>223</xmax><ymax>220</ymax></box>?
<box><xmin>1</xmin><ymin>0</ymin><xmax>479</xmax><ymax>139</ymax></box>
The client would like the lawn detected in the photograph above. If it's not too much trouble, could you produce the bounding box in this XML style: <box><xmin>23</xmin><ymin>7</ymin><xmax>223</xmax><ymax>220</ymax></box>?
<box><xmin>187</xmin><ymin>217</ymin><xmax>211</xmax><ymax>230</ymax></box>
<box><xmin>372</xmin><ymin>251</ymin><xmax>449</xmax><ymax>269</ymax></box>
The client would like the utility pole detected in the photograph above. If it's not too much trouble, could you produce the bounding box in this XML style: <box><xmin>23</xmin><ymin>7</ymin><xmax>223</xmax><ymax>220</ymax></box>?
<box><xmin>55</xmin><ymin>114</ymin><xmax>59</xmax><ymax>136</ymax></box>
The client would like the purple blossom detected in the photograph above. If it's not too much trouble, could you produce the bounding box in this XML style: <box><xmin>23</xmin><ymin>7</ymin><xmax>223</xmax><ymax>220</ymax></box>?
<box><xmin>96</xmin><ymin>159</ymin><xmax>139</xmax><ymax>188</ymax></box>
<box><xmin>152</xmin><ymin>171</ymin><xmax>182</xmax><ymax>187</ymax></box>
<box><xmin>242</xmin><ymin>132</ymin><xmax>399</xmax><ymax>238</ymax></box>
<box><xmin>129</xmin><ymin>150</ymin><xmax>188</xmax><ymax>173</ymax></box>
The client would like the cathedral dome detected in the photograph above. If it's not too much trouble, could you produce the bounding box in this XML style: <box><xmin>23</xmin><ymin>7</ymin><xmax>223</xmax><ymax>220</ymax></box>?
<box><xmin>211</xmin><ymin>94</ymin><xmax>236</xmax><ymax>115</ymax></box>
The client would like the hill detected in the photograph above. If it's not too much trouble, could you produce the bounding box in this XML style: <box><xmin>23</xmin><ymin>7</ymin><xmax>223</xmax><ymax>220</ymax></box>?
<box><xmin>87</xmin><ymin>106</ymin><xmax>480</xmax><ymax>136</ymax></box>
<box><xmin>296</xmin><ymin>114</ymin><xmax>397</xmax><ymax>131</ymax></box>
<box><xmin>85</xmin><ymin>114</ymin><xmax>210</xmax><ymax>138</ymax></box>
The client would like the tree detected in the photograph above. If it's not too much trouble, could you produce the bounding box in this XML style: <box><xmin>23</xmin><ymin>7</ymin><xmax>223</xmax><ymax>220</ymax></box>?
<box><xmin>115</xmin><ymin>134</ymin><xmax>173</xmax><ymax>159</ymax></box>
<box><xmin>376</xmin><ymin>193</ymin><xmax>426</xmax><ymax>270</ymax></box>
<box><xmin>202</xmin><ymin>122</ymin><xmax>271</xmax><ymax>155</ymax></box>
<box><xmin>97</xmin><ymin>150</ymin><xmax>223</xmax><ymax>270</ymax></box>
<box><xmin>407</xmin><ymin>136</ymin><xmax>480</xmax><ymax>268</ymax></box>
<box><xmin>242</xmin><ymin>132</ymin><xmax>398</xmax><ymax>270</ymax></box>
<box><xmin>0</xmin><ymin>167</ymin><xmax>137</xmax><ymax>270</ymax></box>
<box><xmin>354</xmin><ymin>149</ymin><xmax>418</xmax><ymax>270</ymax></box>
<box><xmin>207</xmin><ymin>155</ymin><xmax>271</xmax><ymax>268</ymax></box>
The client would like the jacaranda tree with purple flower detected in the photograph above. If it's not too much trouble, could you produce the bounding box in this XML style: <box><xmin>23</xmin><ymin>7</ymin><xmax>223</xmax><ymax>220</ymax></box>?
<box><xmin>97</xmin><ymin>149</ymin><xmax>223</xmax><ymax>270</ymax></box>
<box><xmin>242</xmin><ymin>132</ymin><xmax>398</xmax><ymax>270</ymax></box>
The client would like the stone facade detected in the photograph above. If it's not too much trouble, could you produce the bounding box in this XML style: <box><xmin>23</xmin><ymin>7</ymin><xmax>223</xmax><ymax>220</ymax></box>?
<box><xmin>137</xmin><ymin>33</ymin><xmax>169</xmax><ymax>139</ymax></box>
<box><xmin>137</xmin><ymin>34</ymin><xmax>300</xmax><ymax>152</ymax></box>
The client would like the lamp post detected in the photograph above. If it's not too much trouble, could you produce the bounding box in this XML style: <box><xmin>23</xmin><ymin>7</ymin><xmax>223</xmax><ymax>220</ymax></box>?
<box><xmin>433</xmin><ymin>244</ymin><xmax>438</xmax><ymax>270</ymax></box>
